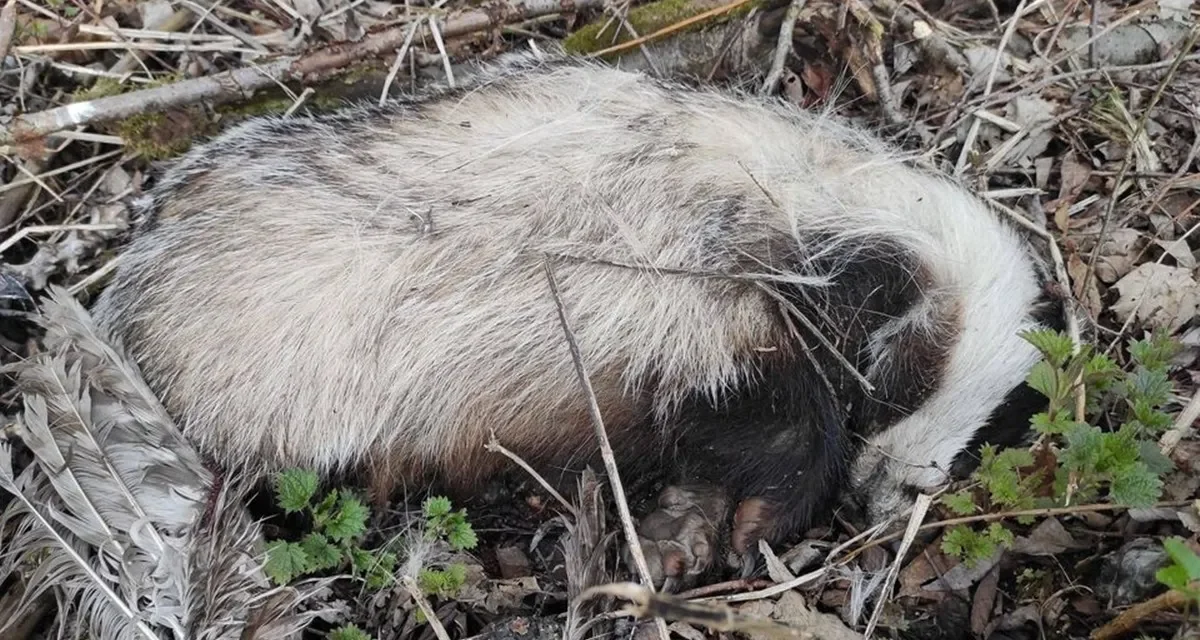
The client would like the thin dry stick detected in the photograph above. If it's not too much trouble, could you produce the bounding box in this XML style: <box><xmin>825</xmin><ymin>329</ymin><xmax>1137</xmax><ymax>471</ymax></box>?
<box><xmin>400</xmin><ymin>575</ymin><xmax>452</xmax><ymax>640</ymax></box>
<box><xmin>1161</xmin><ymin>387</ymin><xmax>1200</xmax><ymax>457</ymax></box>
<box><xmin>953</xmin><ymin>0</ymin><xmax>1029</xmax><ymax>177</ymax></box>
<box><xmin>759</xmin><ymin>0</ymin><xmax>806</xmax><ymax>94</ymax></box>
<box><xmin>587</xmin><ymin>0</ymin><xmax>755</xmax><ymax>59</ymax></box>
<box><xmin>0</xmin><ymin>0</ymin><xmax>605</xmax><ymax>145</ymax></box>
<box><xmin>484</xmin><ymin>432</ymin><xmax>578</xmax><ymax>519</ymax></box>
<box><xmin>864</xmin><ymin>494</ymin><xmax>932</xmax><ymax>638</ymax></box>
<box><xmin>541</xmin><ymin>258</ymin><xmax>670</xmax><ymax>640</ymax></box>
<box><xmin>1090</xmin><ymin>587</ymin><xmax>1191</xmax><ymax>640</ymax></box>
<box><xmin>706</xmin><ymin>567</ymin><xmax>827</xmax><ymax>603</ymax></box>
<box><xmin>839</xmin><ymin>500</ymin><xmax>1192</xmax><ymax>562</ymax></box>
<box><xmin>0</xmin><ymin>0</ymin><xmax>18</xmax><ymax>63</ymax></box>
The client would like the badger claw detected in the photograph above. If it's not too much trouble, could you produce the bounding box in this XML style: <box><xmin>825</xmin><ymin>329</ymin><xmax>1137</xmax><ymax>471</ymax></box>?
<box><xmin>627</xmin><ymin>484</ymin><xmax>730</xmax><ymax>592</ymax></box>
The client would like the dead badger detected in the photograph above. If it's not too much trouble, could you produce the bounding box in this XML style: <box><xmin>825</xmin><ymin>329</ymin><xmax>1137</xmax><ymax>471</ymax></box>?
<box><xmin>89</xmin><ymin>52</ymin><xmax>1062</xmax><ymax>590</ymax></box>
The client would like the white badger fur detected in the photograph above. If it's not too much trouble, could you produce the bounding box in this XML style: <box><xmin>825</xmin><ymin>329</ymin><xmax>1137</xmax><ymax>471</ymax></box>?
<box><xmin>89</xmin><ymin>51</ymin><xmax>1058</xmax><ymax>586</ymax></box>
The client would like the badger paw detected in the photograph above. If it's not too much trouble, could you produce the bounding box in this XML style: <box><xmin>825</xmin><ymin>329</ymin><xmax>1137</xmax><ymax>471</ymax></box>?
<box><xmin>730</xmin><ymin>497</ymin><xmax>780</xmax><ymax>577</ymax></box>
<box><xmin>628</xmin><ymin>484</ymin><xmax>730</xmax><ymax>592</ymax></box>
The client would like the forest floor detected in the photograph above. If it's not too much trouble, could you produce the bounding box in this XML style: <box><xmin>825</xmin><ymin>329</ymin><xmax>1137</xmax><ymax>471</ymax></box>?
<box><xmin>1</xmin><ymin>0</ymin><xmax>1199</xmax><ymax>639</ymax></box>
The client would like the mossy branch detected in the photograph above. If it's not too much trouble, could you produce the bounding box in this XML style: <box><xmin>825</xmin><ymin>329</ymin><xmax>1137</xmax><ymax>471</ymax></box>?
<box><xmin>0</xmin><ymin>0</ymin><xmax>604</xmax><ymax>146</ymax></box>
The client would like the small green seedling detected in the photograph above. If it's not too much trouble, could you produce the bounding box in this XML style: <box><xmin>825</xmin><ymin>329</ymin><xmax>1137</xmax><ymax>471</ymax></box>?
<box><xmin>265</xmin><ymin>468</ymin><xmax>393</xmax><ymax>587</ymax></box>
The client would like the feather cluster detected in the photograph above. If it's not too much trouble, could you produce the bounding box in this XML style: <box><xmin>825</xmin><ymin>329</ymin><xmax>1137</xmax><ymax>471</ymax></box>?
<box><xmin>0</xmin><ymin>286</ymin><xmax>334</xmax><ymax>639</ymax></box>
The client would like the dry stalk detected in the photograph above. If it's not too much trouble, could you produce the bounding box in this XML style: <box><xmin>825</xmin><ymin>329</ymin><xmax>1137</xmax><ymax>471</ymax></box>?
<box><xmin>759</xmin><ymin>0</ymin><xmax>806</xmax><ymax>94</ymax></box>
<box><xmin>401</xmin><ymin>575</ymin><xmax>453</xmax><ymax>640</ymax></box>
<box><xmin>953</xmin><ymin>0</ymin><xmax>1031</xmax><ymax>177</ymax></box>
<box><xmin>484</xmin><ymin>432</ymin><xmax>579</xmax><ymax>519</ymax></box>
<box><xmin>541</xmin><ymin>258</ymin><xmax>670</xmax><ymax>640</ymax></box>
<box><xmin>0</xmin><ymin>0</ymin><xmax>17</xmax><ymax>63</ymax></box>
<box><xmin>838</xmin><ymin>500</ymin><xmax>1192</xmax><ymax>563</ymax></box>
<box><xmin>863</xmin><ymin>494</ymin><xmax>932</xmax><ymax>637</ymax></box>
<box><xmin>1090</xmin><ymin>587</ymin><xmax>1192</xmax><ymax>640</ymax></box>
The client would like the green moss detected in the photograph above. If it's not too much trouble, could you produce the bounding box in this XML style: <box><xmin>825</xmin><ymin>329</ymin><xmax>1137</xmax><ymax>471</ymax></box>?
<box><xmin>116</xmin><ymin>112</ymin><xmax>202</xmax><ymax>161</ymax></box>
<box><xmin>562</xmin><ymin>0</ymin><xmax>763</xmax><ymax>56</ymax></box>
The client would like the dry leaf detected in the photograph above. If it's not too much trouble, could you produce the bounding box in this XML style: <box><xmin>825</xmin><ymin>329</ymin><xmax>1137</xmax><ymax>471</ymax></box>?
<box><xmin>1093</xmin><ymin>228</ymin><xmax>1144</xmax><ymax>284</ymax></box>
<box><xmin>738</xmin><ymin>591</ymin><xmax>863</xmax><ymax>640</ymax></box>
<box><xmin>1067</xmin><ymin>252</ymin><xmax>1103</xmax><ymax>317</ymax></box>
<box><xmin>1111</xmin><ymin>263</ymin><xmax>1200</xmax><ymax>333</ymax></box>
<box><xmin>970</xmin><ymin>565</ymin><xmax>1001</xmax><ymax>637</ymax></box>
<box><xmin>1010</xmin><ymin>518</ymin><xmax>1085</xmax><ymax>556</ymax></box>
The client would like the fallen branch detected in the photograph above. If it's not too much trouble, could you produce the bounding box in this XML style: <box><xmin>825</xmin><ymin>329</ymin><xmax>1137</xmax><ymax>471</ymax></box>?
<box><xmin>0</xmin><ymin>0</ymin><xmax>602</xmax><ymax>145</ymax></box>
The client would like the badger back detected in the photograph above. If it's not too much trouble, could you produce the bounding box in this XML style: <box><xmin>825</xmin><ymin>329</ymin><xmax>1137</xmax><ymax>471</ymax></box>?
<box><xmin>90</xmin><ymin>54</ymin><xmax>1052</xmax><ymax>519</ymax></box>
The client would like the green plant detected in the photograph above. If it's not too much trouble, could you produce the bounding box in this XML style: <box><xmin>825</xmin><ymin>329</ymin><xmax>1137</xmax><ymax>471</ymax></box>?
<box><xmin>1157</xmin><ymin>537</ymin><xmax>1200</xmax><ymax>609</ymax></box>
<box><xmin>263</xmin><ymin>470</ymin><xmax>478</xmax><ymax>599</ymax></box>
<box><xmin>329</xmin><ymin>624</ymin><xmax>374</xmax><ymax>640</ymax></box>
<box><xmin>940</xmin><ymin>329</ymin><xmax>1179</xmax><ymax>566</ymax></box>
<box><xmin>415</xmin><ymin>496</ymin><xmax>478</xmax><ymax>597</ymax></box>
<box><xmin>264</xmin><ymin>469</ymin><xmax>396</xmax><ymax>587</ymax></box>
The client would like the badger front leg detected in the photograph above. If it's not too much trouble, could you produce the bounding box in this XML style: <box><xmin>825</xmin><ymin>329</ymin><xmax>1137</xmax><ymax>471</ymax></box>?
<box><xmin>631</xmin><ymin>357</ymin><xmax>853</xmax><ymax>590</ymax></box>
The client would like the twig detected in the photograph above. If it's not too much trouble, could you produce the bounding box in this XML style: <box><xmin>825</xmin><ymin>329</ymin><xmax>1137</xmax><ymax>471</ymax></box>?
<box><xmin>587</xmin><ymin>0</ymin><xmax>754</xmax><ymax>59</ymax></box>
<box><xmin>1090</xmin><ymin>587</ymin><xmax>1190</xmax><ymax>640</ymax></box>
<box><xmin>953</xmin><ymin>0</ymin><xmax>1030</xmax><ymax>177</ymax></box>
<box><xmin>838</xmin><ymin>500</ymin><xmax>1191</xmax><ymax>562</ymax></box>
<box><xmin>0</xmin><ymin>0</ymin><xmax>18</xmax><ymax>64</ymax></box>
<box><xmin>759</xmin><ymin>0</ymin><xmax>806</xmax><ymax>94</ymax></box>
<box><xmin>401</xmin><ymin>575</ymin><xmax>452</xmax><ymax>640</ymax></box>
<box><xmin>1160</xmin><ymin>384</ymin><xmax>1200</xmax><ymax>458</ymax></box>
<box><xmin>484</xmin><ymin>432</ymin><xmax>579</xmax><ymax>519</ymax></box>
<box><xmin>864</xmin><ymin>494</ymin><xmax>932</xmax><ymax>637</ymax></box>
<box><xmin>706</xmin><ymin>567</ymin><xmax>827</xmax><ymax>603</ymax></box>
<box><xmin>541</xmin><ymin>258</ymin><xmax>670</xmax><ymax>640</ymax></box>
<box><xmin>0</xmin><ymin>0</ymin><xmax>605</xmax><ymax>145</ymax></box>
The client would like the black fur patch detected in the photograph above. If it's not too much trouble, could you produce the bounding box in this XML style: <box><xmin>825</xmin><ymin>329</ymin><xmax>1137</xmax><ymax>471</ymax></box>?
<box><xmin>661</xmin><ymin>230</ymin><xmax>948</xmax><ymax>545</ymax></box>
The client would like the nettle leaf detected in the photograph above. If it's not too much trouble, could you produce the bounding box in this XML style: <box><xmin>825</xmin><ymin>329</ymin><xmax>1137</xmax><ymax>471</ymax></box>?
<box><xmin>1137</xmin><ymin>440</ymin><xmax>1176</xmax><ymax>476</ymax></box>
<box><xmin>300</xmin><ymin>533</ymin><xmax>344</xmax><ymax>572</ymax></box>
<box><xmin>325</xmin><ymin>494</ymin><xmax>370</xmax><ymax>543</ymax></box>
<box><xmin>364</xmin><ymin>551</ymin><xmax>398</xmax><ymax>589</ymax></box>
<box><xmin>1084</xmin><ymin>352</ymin><xmax>1120</xmax><ymax>388</ymax></box>
<box><xmin>1108</xmin><ymin>462</ymin><xmax>1163</xmax><ymax>507</ymax></box>
<box><xmin>1061</xmin><ymin>423</ymin><xmax>1103</xmax><ymax>474</ymax></box>
<box><xmin>423</xmin><ymin>496</ymin><xmax>453</xmax><ymax>518</ymax></box>
<box><xmin>312</xmin><ymin>490</ymin><xmax>341</xmax><ymax>528</ymax></box>
<box><xmin>276</xmin><ymin>469</ymin><xmax>320</xmax><ymax>513</ymax></box>
<box><xmin>1157</xmin><ymin>564</ymin><xmax>1191</xmax><ymax>591</ymax></box>
<box><xmin>1025</xmin><ymin>361</ymin><xmax>1062</xmax><ymax>402</ymax></box>
<box><xmin>1163</xmin><ymin>537</ymin><xmax>1200</xmax><ymax>581</ymax></box>
<box><xmin>1129</xmin><ymin>331</ymin><xmax>1181</xmax><ymax>372</ymax></box>
<box><xmin>448</xmin><ymin>520</ymin><xmax>479</xmax><ymax>551</ymax></box>
<box><xmin>265</xmin><ymin>541</ymin><xmax>310</xmax><ymax>585</ymax></box>
<box><xmin>942</xmin><ymin>491</ymin><xmax>977</xmax><ymax>516</ymax></box>
<box><xmin>1125</xmin><ymin>368</ymin><xmax>1174</xmax><ymax>408</ymax></box>
<box><xmin>1021</xmin><ymin>330</ymin><xmax>1075</xmax><ymax>367</ymax></box>
<box><xmin>1031</xmin><ymin>411</ymin><xmax>1079</xmax><ymax>435</ymax></box>
<box><xmin>1130</xmin><ymin>398</ymin><xmax>1174</xmax><ymax>433</ymax></box>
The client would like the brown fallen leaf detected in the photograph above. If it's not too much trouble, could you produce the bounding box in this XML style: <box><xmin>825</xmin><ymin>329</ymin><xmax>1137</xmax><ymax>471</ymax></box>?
<box><xmin>970</xmin><ymin>565</ymin><xmax>1001</xmax><ymax>637</ymax></box>
<box><xmin>1111</xmin><ymin>263</ymin><xmax>1200</xmax><ymax>333</ymax></box>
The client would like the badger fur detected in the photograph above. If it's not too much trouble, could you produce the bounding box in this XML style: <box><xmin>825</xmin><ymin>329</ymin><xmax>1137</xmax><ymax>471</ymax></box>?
<box><xmin>89</xmin><ymin>51</ymin><xmax>1062</xmax><ymax>587</ymax></box>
